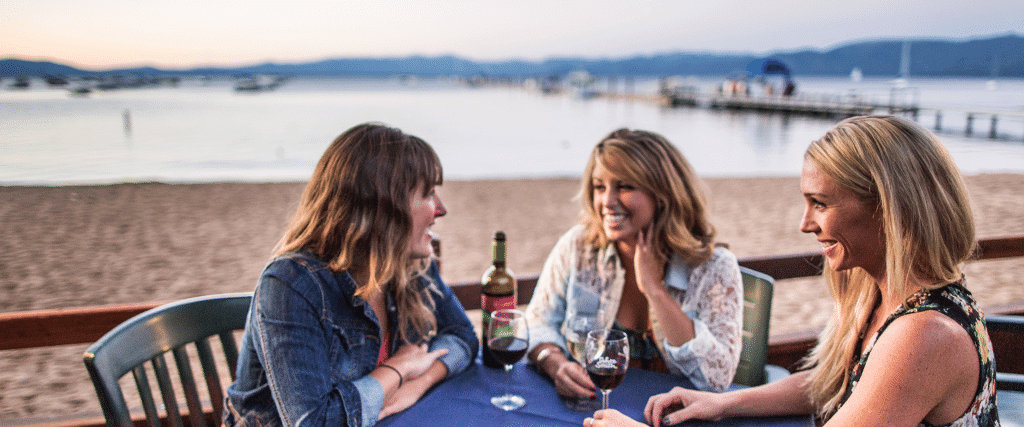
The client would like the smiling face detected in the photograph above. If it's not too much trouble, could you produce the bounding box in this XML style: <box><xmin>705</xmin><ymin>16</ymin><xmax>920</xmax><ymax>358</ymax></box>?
<box><xmin>408</xmin><ymin>183</ymin><xmax>447</xmax><ymax>259</ymax></box>
<box><xmin>591</xmin><ymin>161</ymin><xmax>656</xmax><ymax>249</ymax></box>
<box><xmin>800</xmin><ymin>160</ymin><xmax>886</xmax><ymax>280</ymax></box>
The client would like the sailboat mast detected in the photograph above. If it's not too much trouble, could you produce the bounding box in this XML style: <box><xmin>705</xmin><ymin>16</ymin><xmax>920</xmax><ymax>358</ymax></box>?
<box><xmin>899</xmin><ymin>40</ymin><xmax>911</xmax><ymax>80</ymax></box>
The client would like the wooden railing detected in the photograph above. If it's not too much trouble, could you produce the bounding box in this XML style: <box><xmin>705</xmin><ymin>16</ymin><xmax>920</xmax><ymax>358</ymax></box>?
<box><xmin>1</xmin><ymin>234</ymin><xmax>1022</xmax><ymax>425</ymax></box>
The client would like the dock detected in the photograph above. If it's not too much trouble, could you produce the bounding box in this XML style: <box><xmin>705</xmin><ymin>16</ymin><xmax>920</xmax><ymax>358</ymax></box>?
<box><xmin>915</xmin><ymin>107</ymin><xmax>1024</xmax><ymax>141</ymax></box>
<box><xmin>666</xmin><ymin>89</ymin><xmax>918</xmax><ymax>117</ymax></box>
<box><xmin>664</xmin><ymin>88</ymin><xmax>1024</xmax><ymax>141</ymax></box>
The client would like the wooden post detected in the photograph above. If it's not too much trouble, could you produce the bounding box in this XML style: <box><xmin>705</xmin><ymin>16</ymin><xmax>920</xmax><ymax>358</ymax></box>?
<box><xmin>966</xmin><ymin>114</ymin><xmax>974</xmax><ymax>136</ymax></box>
<box><xmin>990</xmin><ymin>115</ymin><xmax>998</xmax><ymax>139</ymax></box>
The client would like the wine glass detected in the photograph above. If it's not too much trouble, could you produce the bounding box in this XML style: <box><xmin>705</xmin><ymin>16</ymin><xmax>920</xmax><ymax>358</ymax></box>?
<box><xmin>487</xmin><ymin>308</ymin><xmax>529</xmax><ymax>411</ymax></box>
<box><xmin>563</xmin><ymin>314</ymin><xmax>599</xmax><ymax>411</ymax></box>
<box><xmin>585</xmin><ymin>328</ymin><xmax>629</xmax><ymax>410</ymax></box>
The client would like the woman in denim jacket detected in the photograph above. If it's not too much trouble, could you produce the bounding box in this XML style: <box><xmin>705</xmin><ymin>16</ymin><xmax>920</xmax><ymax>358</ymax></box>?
<box><xmin>225</xmin><ymin>123</ymin><xmax>478</xmax><ymax>427</ymax></box>
<box><xmin>524</xmin><ymin>129</ymin><xmax>743</xmax><ymax>399</ymax></box>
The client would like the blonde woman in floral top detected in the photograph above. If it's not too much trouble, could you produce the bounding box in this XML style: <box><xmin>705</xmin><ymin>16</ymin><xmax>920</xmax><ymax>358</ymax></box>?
<box><xmin>524</xmin><ymin>129</ymin><xmax>743</xmax><ymax>401</ymax></box>
<box><xmin>589</xmin><ymin>116</ymin><xmax>999</xmax><ymax>427</ymax></box>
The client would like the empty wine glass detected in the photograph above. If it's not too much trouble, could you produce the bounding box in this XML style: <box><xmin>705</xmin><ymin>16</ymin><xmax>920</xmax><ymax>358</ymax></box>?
<box><xmin>487</xmin><ymin>308</ymin><xmax>529</xmax><ymax>411</ymax></box>
<box><xmin>585</xmin><ymin>328</ymin><xmax>629</xmax><ymax>410</ymax></box>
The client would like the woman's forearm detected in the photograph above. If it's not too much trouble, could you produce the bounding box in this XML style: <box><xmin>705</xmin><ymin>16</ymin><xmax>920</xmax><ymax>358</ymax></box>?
<box><xmin>721</xmin><ymin>371</ymin><xmax>816</xmax><ymax>418</ymax></box>
<box><xmin>644</xmin><ymin>286</ymin><xmax>696</xmax><ymax>346</ymax></box>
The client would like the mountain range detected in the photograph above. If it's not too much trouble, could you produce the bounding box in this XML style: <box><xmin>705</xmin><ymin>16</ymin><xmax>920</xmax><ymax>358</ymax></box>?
<box><xmin>2</xmin><ymin>33</ymin><xmax>1022</xmax><ymax>78</ymax></box>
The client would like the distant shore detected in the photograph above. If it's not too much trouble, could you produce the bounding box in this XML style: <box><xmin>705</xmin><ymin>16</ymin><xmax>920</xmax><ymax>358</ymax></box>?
<box><xmin>2</xmin><ymin>174</ymin><xmax>1024</xmax><ymax>421</ymax></box>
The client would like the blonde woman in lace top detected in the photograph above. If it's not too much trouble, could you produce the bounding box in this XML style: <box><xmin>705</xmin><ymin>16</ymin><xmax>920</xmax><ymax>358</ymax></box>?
<box><xmin>524</xmin><ymin>128</ymin><xmax>743</xmax><ymax>400</ymax></box>
<box><xmin>588</xmin><ymin>116</ymin><xmax>999</xmax><ymax>427</ymax></box>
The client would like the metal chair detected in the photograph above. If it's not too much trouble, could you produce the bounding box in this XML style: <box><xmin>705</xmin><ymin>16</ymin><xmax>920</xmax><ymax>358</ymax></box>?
<box><xmin>986</xmin><ymin>314</ymin><xmax>1024</xmax><ymax>426</ymax></box>
<box><xmin>732</xmin><ymin>267</ymin><xmax>790</xmax><ymax>387</ymax></box>
<box><xmin>83</xmin><ymin>292</ymin><xmax>252</xmax><ymax>427</ymax></box>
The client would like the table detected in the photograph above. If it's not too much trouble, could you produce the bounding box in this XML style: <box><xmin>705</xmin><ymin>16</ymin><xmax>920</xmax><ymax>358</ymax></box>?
<box><xmin>378</xmin><ymin>360</ymin><xmax>813</xmax><ymax>426</ymax></box>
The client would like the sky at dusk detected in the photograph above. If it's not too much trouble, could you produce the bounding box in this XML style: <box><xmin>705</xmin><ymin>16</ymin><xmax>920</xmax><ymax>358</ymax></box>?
<box><xmin>3</xmin><ymin>0</ymin><xmax>1021</xmax><ymax>70</ymax></box>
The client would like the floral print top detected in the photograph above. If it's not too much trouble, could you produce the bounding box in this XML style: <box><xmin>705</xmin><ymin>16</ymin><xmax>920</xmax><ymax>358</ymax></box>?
<box><xmin>839</xmin><ymin>281</ymin><xmax>1000</xmax><ymax>427</ymax></box>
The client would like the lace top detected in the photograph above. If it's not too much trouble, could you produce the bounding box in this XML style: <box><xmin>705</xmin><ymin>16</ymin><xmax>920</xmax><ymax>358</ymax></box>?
<box><xmin>840</xmin><ymin>281</ymin><xmax>1000</xmax><ymax>427</ymax></box>
<box><xmin>524</xmin><ymin>225</ymin><xmax>743</xmax><ymax>391</ymax></box>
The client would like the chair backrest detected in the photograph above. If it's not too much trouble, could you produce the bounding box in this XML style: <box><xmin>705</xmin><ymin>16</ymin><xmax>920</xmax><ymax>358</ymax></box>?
<box><xmin>985</xmin><ymin>314</ymin><xmax>1024</xmax><ymax>424</ymax></box>
<box><xmin>986</xmin><ymin>314</ymin><xmax>1024</xmax><ymax>392</ymax></box>
<box><xmin>83</xmin><ymin>292</ymin><xmax>253</xmax><ymax>427</ymax></box>
<box><xmin>732</xmin><ymin>266</ymin><xmax>774</xmax><ymax>387</ymax></box>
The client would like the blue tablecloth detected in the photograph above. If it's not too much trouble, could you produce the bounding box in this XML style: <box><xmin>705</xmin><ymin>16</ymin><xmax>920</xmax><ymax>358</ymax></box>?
<box><xmin>377</xmin><ymin>360</ymin><xmax>813</xmax><ymax>426</ymax></box>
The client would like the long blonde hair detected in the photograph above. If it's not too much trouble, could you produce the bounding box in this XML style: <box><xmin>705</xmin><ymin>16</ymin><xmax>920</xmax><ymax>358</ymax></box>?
<box><xmin>580</xmin><ymin>128</ymin><xmax>717</xmax><ymax>263</ymax></box>
<box><xmin>275</xmin><ymin>122</ymin><xmax>443</xmax><ymax>344</ymax></box>
<box><xmin>801</xmin><ymin>115</ymin><xmax>976</xmax><ymax>419</ymax></box>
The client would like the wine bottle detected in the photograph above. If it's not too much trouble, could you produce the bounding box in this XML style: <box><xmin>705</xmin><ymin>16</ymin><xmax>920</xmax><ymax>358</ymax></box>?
<box><xmin>481</xmin><ymin>231</ymin><xmax>517</xmax><ymax>368</ymax></box>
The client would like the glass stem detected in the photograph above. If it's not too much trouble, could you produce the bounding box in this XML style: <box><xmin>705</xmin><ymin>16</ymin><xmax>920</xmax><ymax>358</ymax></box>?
<box><xmin>504</xmin><ymin>364</ymin><xmax>513</xmax><ymax>397</ymax></box>
<box><xmin>602</xmin><ymin>389</ymin><xmax>610</xmax><ymax>410</ymax></box>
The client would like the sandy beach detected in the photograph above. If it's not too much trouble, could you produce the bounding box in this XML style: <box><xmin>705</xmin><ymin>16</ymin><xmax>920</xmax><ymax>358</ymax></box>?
<box><xmin>2</xmin><ymin>174</ymin><xmax>1024</xmax><ymax>422</ymax></box>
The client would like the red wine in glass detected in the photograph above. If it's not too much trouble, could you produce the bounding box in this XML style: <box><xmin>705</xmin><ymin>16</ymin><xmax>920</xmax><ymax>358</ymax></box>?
<box><xmin>585</xmin><ymin>329</ymin><xmax>629</xmax><ymax>410</ymax></box>
<box><xmin>488</xmin><ymin>336</ymin><xmax>528</xmax><ymax>365</ymax></box>
<box><xmin>587</xmin><ymin>366</ymin><xmax>626</xmax><ymax>390</ymax></box>
<box><xmin>487</xmin><ymin>309</ymin><xmax>528</xmax><ymax>411</ymax></box>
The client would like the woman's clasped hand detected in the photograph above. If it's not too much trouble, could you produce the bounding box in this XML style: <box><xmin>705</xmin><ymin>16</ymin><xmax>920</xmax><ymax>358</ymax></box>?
<box><xmin>377</xmin><ymin>343</ymin><xmax>450</xmax><ymax>419</ymax></box>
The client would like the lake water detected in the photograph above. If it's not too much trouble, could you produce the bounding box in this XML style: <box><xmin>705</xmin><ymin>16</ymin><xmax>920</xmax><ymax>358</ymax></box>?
<box><xmin>2</xmin><ymin>75</ymin><xmax>1023</xmax><ymax>185</ymax></box>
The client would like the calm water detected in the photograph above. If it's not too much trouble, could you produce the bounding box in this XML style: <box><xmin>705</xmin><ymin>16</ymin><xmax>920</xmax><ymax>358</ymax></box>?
<box><xmin>2</xmin><ymin>76</ymin><xmax>1023</xmax><ymax>185</ymax></box>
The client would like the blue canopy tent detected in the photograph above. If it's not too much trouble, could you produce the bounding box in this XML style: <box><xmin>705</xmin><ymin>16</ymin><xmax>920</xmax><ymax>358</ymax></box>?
<box><xmin>746</xmin><ymin>58</ymin><xmax>792</xmax><ymax>77</ymax></box>
<box><xmin>746</xmin><ymin>58</ymin><xmax>795</xmax><ymax>96</ymax></box>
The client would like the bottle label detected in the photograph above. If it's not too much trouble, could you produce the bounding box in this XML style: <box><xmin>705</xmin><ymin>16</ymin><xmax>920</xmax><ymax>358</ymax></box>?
<box><xmin>481</xmin><ymin>294</ymin><xmax>516</xmax><ymax>323</ymax></box>
<box><xmin>481</xmin><ymin>293</ymin><xmax>516</xmax><ymax>368</ymax></box>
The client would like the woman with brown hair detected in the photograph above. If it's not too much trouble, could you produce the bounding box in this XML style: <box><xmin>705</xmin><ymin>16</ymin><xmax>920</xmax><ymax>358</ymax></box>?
<box><xmin>224</xmin><ymin>123</ymin><xmax>478</xmax><ymax>427</ymax></box>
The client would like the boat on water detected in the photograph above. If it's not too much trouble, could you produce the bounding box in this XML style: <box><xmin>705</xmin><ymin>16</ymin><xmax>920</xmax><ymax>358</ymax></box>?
<box><xmin>8</xmin><ymin>76</ymin><xmax>31</xmax><ymax>89</ymax></box>
<box><xmin>234</xmin><ymin>75</ymin><xmax>288</xmax><ymax>92</ymax></box>
<box><xmin>850</xmin><ymin>67</ymin><xmax>863</xmax><ymax>83</ymax></box>
<box><xmin>68</xmin><ymin>86</ymin><xmax>92</xmax><ymax>97</ymax></box>
<box><xmin>566</xmin><ymin>70</ymin><xmax>600</xmax><ymax>99</ymax></box>
<box><xmin>45</xmin><ymin>75</ymin><xmax>69</xmax><ymax>86</ymax></box>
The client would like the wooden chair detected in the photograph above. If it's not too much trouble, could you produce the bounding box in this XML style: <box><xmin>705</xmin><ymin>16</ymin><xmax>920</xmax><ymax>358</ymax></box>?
<box><xmin>83</xmin><ymin>292</ymin><xmax>252</xmax><ymax>427</ymax></box>
<box><xmin>733</xmin><ymin>267</ymin><xmax>790</xmax><ymax>387</ymax></box>
<box><xmin>986</xmin><ymin>314</ymin><xmax>1024</xmax><ymax>425</ymax></box>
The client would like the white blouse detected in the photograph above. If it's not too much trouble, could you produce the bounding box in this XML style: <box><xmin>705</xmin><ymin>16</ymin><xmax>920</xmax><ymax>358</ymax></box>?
<box><xmin>524</xmin><ymin>225</ymin><xmax>744</xmax><ymax>392</ymax></box>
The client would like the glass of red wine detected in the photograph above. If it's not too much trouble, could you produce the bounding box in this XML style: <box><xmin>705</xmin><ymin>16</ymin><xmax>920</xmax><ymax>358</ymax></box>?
<box><xmin>585</xmin><ymin>328</ymin><xmax>629</xmax><ymax>410</ymax></box>
<box><xmin>487</xmin><ymin>308</ymin><xmax>529</xmax><ymax>411</ymax></box>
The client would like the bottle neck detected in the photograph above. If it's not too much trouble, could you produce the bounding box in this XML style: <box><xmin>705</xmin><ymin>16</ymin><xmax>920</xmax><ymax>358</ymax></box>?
<box><xmin>492</xmin><ymin>241</ymin><xmax>507</xmax><ymax>268</ymax></box>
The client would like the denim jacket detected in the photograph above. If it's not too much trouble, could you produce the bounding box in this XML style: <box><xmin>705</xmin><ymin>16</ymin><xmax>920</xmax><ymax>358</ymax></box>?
<box><xmin>224</xmin><ymin>252</ymin><xmax>478</xmax><ymax>427</ymax></box>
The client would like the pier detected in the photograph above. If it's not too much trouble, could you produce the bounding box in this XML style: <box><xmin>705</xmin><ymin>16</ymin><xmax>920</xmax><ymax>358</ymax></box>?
<box><xmin>663</xmin><ymin>89</ymin><xmax>1024</xmax><ymax>142</ymax></box>
<box><xmin>917</xmin><ymin>107</ymin><xmax>1024</xmax><ymax>141</ymax></box>
<box><xmin>666</xmin><ymin>89</ymin><xmax>918</xmax><ymax>118</ymax></box>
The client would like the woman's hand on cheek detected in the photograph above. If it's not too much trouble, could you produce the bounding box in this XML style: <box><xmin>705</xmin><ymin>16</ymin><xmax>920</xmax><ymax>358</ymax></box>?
<box><xmin>634</xmin><ymin>227</ymin><xmax>666</xmax><ymax>296</ymax></box>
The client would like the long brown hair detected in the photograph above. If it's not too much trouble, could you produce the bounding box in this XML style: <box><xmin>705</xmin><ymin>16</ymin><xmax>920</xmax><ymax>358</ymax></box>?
<box><xmin>275</xmin><ymin>122</ymin><xmax>444</xmax><ymax>344</ymax></box>
<box><xmin>801</xmin><ymin>116</ymin><xmax>976</xmax><ymax>419</ymax></box>
<box><xmin>579</xmin><ymin>128</ymin><xmax>717</xmax><ymax>263</ymax></box>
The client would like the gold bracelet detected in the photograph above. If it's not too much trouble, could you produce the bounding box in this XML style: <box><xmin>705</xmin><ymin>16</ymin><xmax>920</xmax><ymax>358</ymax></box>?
<box><xmin>534</xmin><ymin>345</ymin><xmax>563</xmax><ymax>365</ymax></box>
<box><xmin>380</xmin><ymin>364</ymin><xmax>403</xmax><ymax>387</ymax></box>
